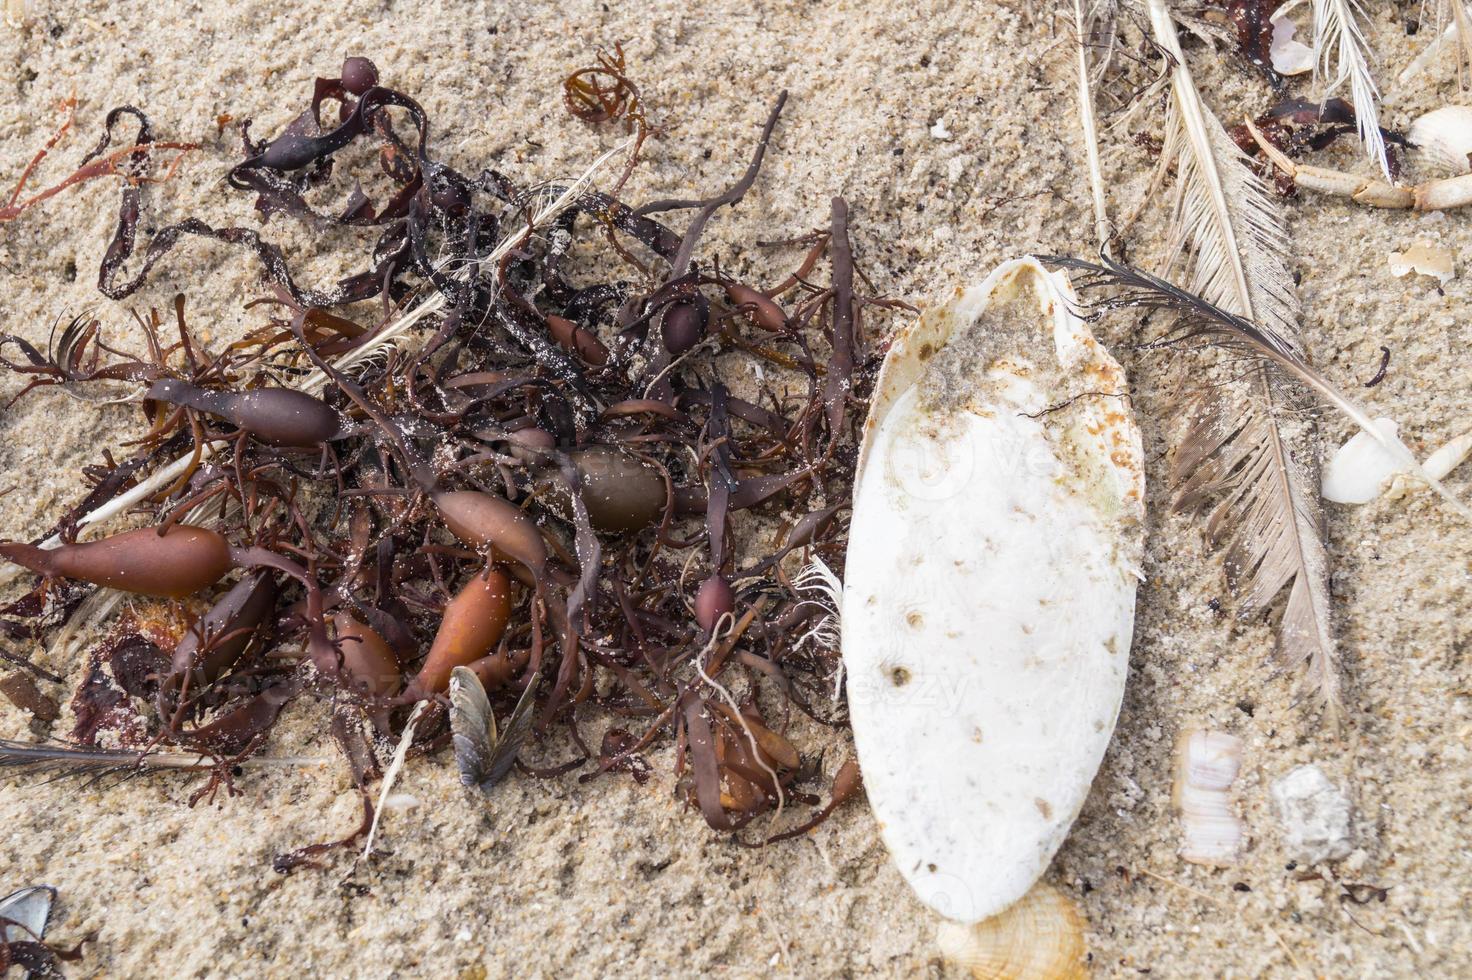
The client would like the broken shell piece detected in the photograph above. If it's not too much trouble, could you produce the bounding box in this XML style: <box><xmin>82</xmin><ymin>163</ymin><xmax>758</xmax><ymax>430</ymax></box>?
<box><xmin>1388</xmin><ymin>243</ymin><xmax>1456</xmax><ymax>285</ymax></box>
<box><xmin>0</xmin><ymin>885</ymin><xmax>54</xmax><ymax>943</ymax></box>
<box><xmin>1268</xmin><ymin>12</ymin><xmax>1314</xmax><ymax>76</ymax></box>
<box><xmin>936</xmin><ymin>883</ymin><xmax>1087</xmax><ymax>980</ymax></box>
<box><xmin>1323</xmin><ymin>418</ymin><xmax>1472</xmax><ymax>503</ymax></box>
<box><xmin>1408</xmin><ymin>105</ymin><xmax>1472</xmax><ymax>176</ymax></box>
<box><xmin>1272</xmin><ymin>764</ymin><xmax>1353</xmax><ymax>864</ymax></box>
<box><xmin>1322</xmin><ymin>417</ymin><xmax>1403</xmax><ymax>504</ymax></box>
<box><xmin>1388</xmin><ymin>430</ymin><xmax>1472</xmax><ymax>498</ymax></box>
<box><xmin>843</xmin><ymin>257</ymin><xmax>1144</xmax><ymax>923</ymax></box>
<box><xmin>1172</xmin><ymin>729</ymin><xmax>1245</xmax><ymax>867</ymax></box>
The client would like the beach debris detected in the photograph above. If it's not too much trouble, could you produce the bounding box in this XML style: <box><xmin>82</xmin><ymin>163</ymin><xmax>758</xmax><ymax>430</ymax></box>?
<box><xmin>1408</xmin><ymin>105</ymin><xmax>1472</xmax><ymax>175</ymax></box>
<box><xmin>449</xmin><ymin>666</ymin><xmax>538</xmax><ymax>792</ymax></box>
<box><xmin>0</xmin><ymin>884</ymin><xmax>82</xmax><ymax>977</ymax></box>
<box><xmin>935</xmin><ymin>883</ymin><xmax>1087</xmax><ymax>980</ymax></box>
<box><xmin>1323</xmin><ymin>419</ymin><xmax>1472</xmax><ymax>503</ymax></box>
<box><xmin>1173</xmin><ymin>728</ymin><xmax>1245</xmax><ymax>867</ymax></box>
<box><xmin>1053</xmin><ymin>256</ymin><xmax>1472</xmax><ymax>709</ymax></box>
<box><xmin>842</xmin><ymin>257</ymin><xmax>1143</xmax><ymax>923</ymax></box>
<box><xmin>1271</xmin><ymin>764</ymin><xmax>1353</xmax><ymax>864</ymax></box>
<box><xmin>1322</xmin><ymin>418</ymin><xmax>1403</xmax><ymax>503</ymax></box>
<box><xmin>1307</xmin><ymin>0</ymin><xmax>1391</xmax><ymax>178</ymax></box>
<box><xmin>1247</xmin><ymin>115</ymin><xmax>1472</xmax><ymax>210</ymax></box>
<box><xmin>0</xmin><ymin>53</ymin><xmax>905</xmax><ymax>858</ymax></box>
<box><xmin>1269</xmin><ymin>10</ymin><xmax>1314</xmax><ymax>76</ymax></box>
<box><xmin>0</xmin><ymin>886</ymin><xmax>52</xmax><ymax>945</ymax></box>
<box><xmin>0</xmin><ymin>673</ymin><xmax>59</xmax><ymax>722</ymax></box>
<box><xmin>1397</xmin><ymin>5</ymin><xmax>1472</xmax><ymax>88</ymax></box>
<box><xmin>1139</xmin><ymin>0</ymin><xmax>1344</xmax><ymax>712</ymax></box>
<box><xmin>1388</xmin><ymin>243</ymin><xmax>1456</xmax><ymax>285</ymax></box>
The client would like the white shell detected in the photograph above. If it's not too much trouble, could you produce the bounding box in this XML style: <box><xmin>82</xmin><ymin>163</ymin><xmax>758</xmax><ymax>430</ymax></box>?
<box><xmin>843</xmin><ymin>257</ymin><xmax>1144</xmax><ymax>923</ymax></box>
<box><xmin>1323</xmin><ymin>418</ymin><xmax>1472</xmax><ymax>503</ymax></box>
<box><xmin>1172</xmin><ymin>729</ymin><xmax>1245</xmax><ymax>867</ymax></box>
<box><xmin>1268</xmin><ymin>12</ymin><xmax>1314</xmax><ymax>76</ymax></box>
<box><xmin>1271</xmin><ymin>764</ymin><xmax>1354</xmax><ymax>864</ymax></box>
<box><xmin>1322</xmin><ymin>417</ymin><xmax>1403</xmax><ymax>503</ymax></box>
<box><xmin>1388</xmin><ymin>243</ymin><xmax>1456</xmax><ymax>285</ymax></box>
<box><xmin>1408</xmin><ymin>105</ymin><xmax>1472</xmax><ymax>175</ymax></box>
<box><xmin>936</xmin><ymin>883</ymin><xmax>1088</xmax><ymax>980</ymax></box>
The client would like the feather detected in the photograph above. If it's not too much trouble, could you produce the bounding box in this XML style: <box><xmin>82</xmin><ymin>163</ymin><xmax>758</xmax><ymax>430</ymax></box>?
<box><xmin>0</xmin><ymin>737</ymin><xmax>328</xmax><ymax>784</ymax></box>
<box><xmin>1311</xmin><ymin>0</ymin><xmax>1391</xmax><ymax>180</ymax></box>
<box><xmin>1048</xmin><ymin>256</ymin><xmax>1472</xmax><ymax>710</ymax></box>
<box><xmin>1074</xmin><ymin>0</ymin><xmax>1114</xmax><ymax>246</ymax></box>
<box><xmin>361</xmin><ymin>699</ymin><xmax>427</xmax><ymax>860</ymax></box>
<box><xmin>1142</xmin><ymin>0</ymin><xmax>1344</xmax><ymax>710</ymax></box>
<box><xmin>1044</xmin><ymin>256</ymin><xmax>1472</xmax><ymax>517</ymax></box>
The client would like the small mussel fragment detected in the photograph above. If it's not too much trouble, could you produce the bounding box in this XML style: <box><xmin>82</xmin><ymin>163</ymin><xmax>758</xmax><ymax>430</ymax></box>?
<box><xmin>146</xmin><ymin>379</ymin><xmax>341</xmax><ymax>447</ymax></box>
<box><xmin>332</xmin><ymin>611</ymin><xmax>403</xmax><ymax>697</ymax></box>
<box><xmin>0</xmin><ymin>525</ymin><xmax>232</xmax><ymax>598</ymax></box>
<box><xmin>404</xmin><ymin>569</ymin><xmax>514</xmax><ymax>699</ymax></box>
<box><xmin>724</xmin><ymin>283</ymin><xmax>787</xmax><ymax>332</ymax></box>
<box><xmin>556</xmin><ymin>447</ymin><xmax>667</xmax><ymax>535</ymax></box>
<box><xmin>164</xmin><ymin>571</ymin><xmax>278</xmax><ymax>695</ymax></box>
<box><xmin>660</xmin><ymin>297</ymin><xmax>709</xmax><ymax>354</ymax></box>
<box><xmin>432</xmin><ymin>491</ymin><xmax>548</xmax><ymax>578</ymax></box>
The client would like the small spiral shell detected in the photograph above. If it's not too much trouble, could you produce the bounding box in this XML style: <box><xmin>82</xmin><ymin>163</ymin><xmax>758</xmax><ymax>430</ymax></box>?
<box><xmin>936</xmin><ymin>883</ymin><xmax>1087</xmax><ymax>980</ymax></box>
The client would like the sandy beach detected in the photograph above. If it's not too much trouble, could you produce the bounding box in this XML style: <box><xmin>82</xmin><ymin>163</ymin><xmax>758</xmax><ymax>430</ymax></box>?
<box><xmin>1</xmin><ymin>1</ymin><xmax>1469</xmax><ymax>976</ymax></box>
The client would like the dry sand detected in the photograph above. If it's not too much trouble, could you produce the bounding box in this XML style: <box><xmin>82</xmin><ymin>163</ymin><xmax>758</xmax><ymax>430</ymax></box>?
<box><xmin>1</xmin><ymin>1</ymin><xmax>1469</xmax><ymax>976</ymax></box>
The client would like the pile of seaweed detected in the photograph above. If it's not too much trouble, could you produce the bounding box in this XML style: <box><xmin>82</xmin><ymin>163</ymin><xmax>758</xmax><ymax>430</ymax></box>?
<box><xmin>0</xmin><ymin>53</ymin><xmax>900</xmax><ymax>867</ymax></box>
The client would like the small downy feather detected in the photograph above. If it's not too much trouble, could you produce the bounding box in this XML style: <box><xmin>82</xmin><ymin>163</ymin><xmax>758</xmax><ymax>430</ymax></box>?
<box><xmin>448</xmin><ymin>665</ymin><xmax>538</xmax><ymax>792</ymax></box>
<box><xmin>1310</xmin><ymin>0</ymin><xmax>1391</xmax><ymax>179</ymax></box>
<box><xmin>1142</xmin><ymin>0</ymin><xmax>1341</xmax><ymax>711</ymax></box>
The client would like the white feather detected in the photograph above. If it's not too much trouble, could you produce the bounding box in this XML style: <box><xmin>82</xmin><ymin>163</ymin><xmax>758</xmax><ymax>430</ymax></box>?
<box><xmin>1311</xmin><ymin>0</ymin><xmax>1391</xmax><ymax>180</ymax></box>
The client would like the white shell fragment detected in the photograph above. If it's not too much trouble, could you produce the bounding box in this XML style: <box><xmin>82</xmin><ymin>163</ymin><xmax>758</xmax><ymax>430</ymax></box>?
<box><xmin>1271</xmin><ymin>765</ymin><xmax>1353</xmax><ymax>864</ymax></box>
<box><xmin>1408</xmin><ymin>105</ymin><xmax>1472</xmax><ymax>175</ymax></box>
<box><xmin>1322</xmin><ymin>417</ymin><xmax>1403</xmax><ymax>503</ymax></box>
<box><xmin>1172</xmin><ymin>729</ymin><xmax>1245</xmax><ymax>867</ymax></box>
<box><xmin>1323</xmin><ymin>418</ymin><xmax>1472</xmax><ymax>504</ymax></box>
<box><xmin>936</xmin><ymin>883</ymin><xmax>1087</xmax><ymax>980</ymax></box>
<box><xmin>0</xmin><ymin>885</ymin><xmax>55</xmax><ymax>944</ymax></box>
<box><xmin>1388</xmin><ymin>243</ymin><xmax>1456</xmax><ymax>285</ymax></box>
<box><xmin>843</xmin><ymin>257</ymin><xmax>1144</xmax><ymax>923</ymax></box>
<box><xmin>1268</xmin><ymin>12</ymin><xmax>1314</xmax><ymax>76</ymax></box>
